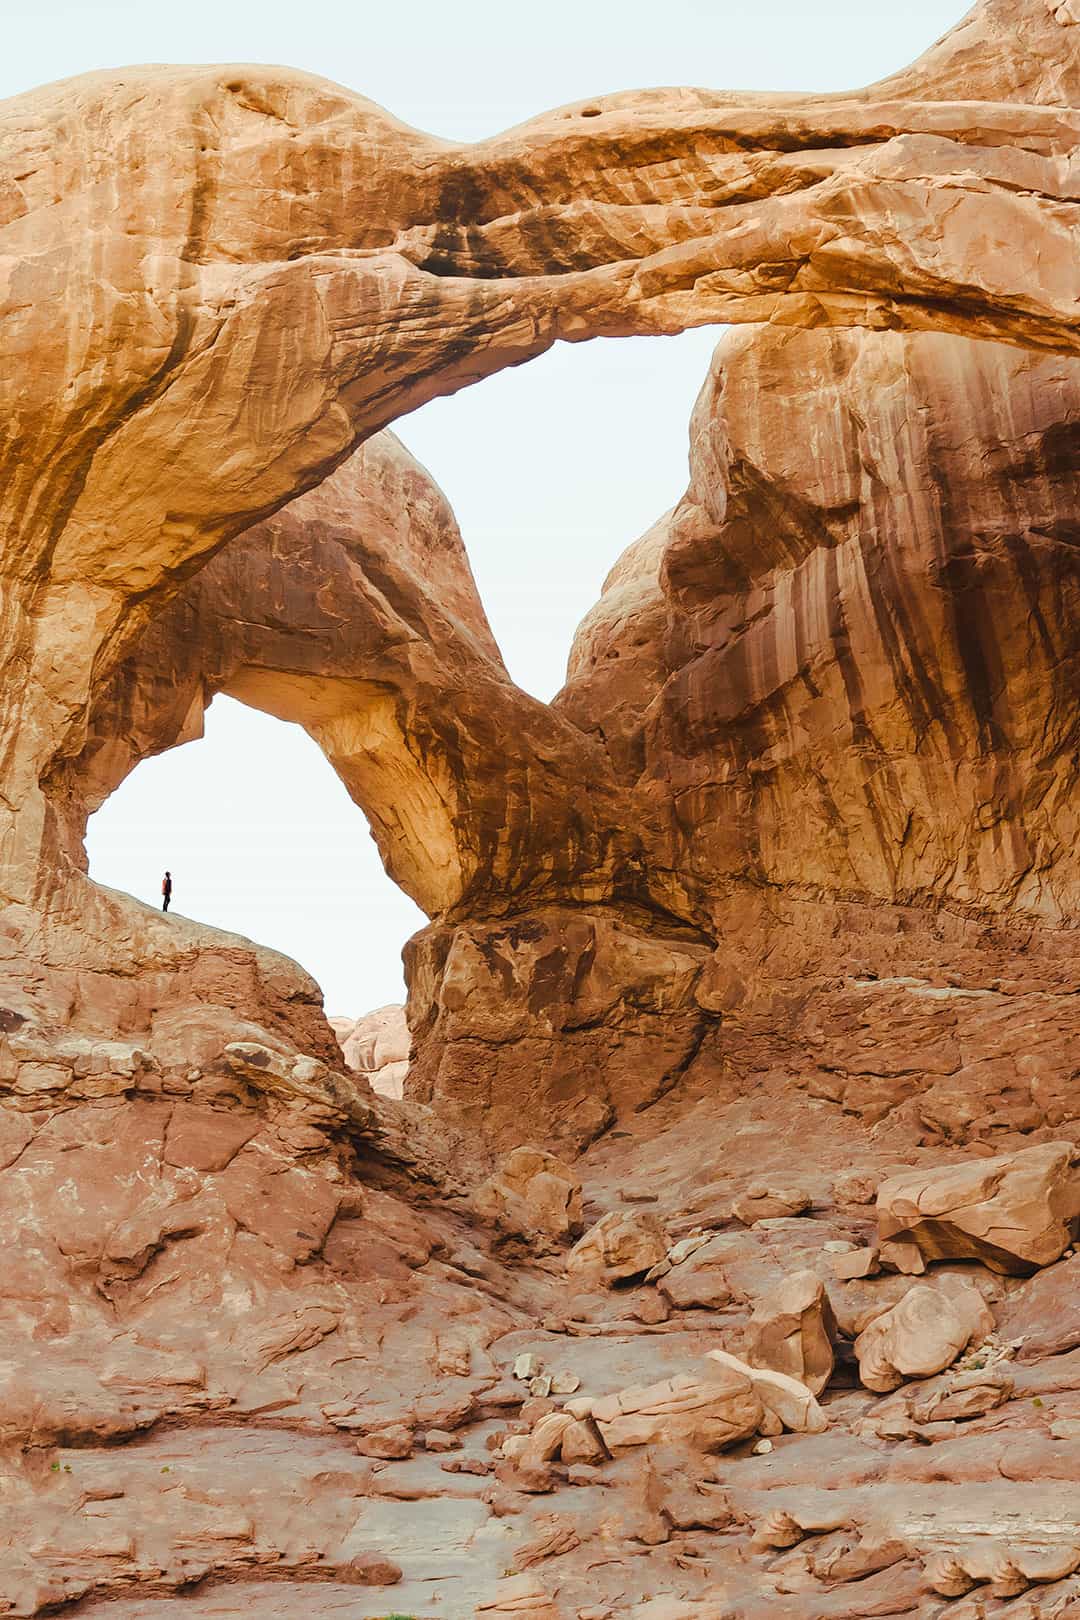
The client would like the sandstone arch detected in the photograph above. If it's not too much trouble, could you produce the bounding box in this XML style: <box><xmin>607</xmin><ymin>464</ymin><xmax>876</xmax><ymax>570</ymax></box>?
<box><xmin>57</xmin><ymin>432</ymin><xmax>642</xmax><ymax>925</ymax></box>
<box><xmin>3</xmin><ymin>0</ymin><xmax>1080</xmax><ymax>944</ymax></box>
<box><xmin>5</xmin><ymin>11</ymin><xmax>1080</xmax><ymax>1605</ymax></box>
<box><xmin>2</xmin><ymin>0</ymin><xmax>1080</xmax><ymax>1124</ymax></box>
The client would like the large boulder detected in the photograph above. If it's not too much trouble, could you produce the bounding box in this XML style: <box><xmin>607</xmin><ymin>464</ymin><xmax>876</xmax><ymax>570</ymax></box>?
<box><xmin>658</xmin><ymin>1235</ymin><xmax>734</xmax><ymax>1311</ymax></box>
<box><xmin>854</xmin><ymin>1281</ymin><xmax>995</xmax><ymax>1393</ymax></box>
<box><xmin>580</xmin><ymin>1362</ymin><xmax>762</xmax><ymax>1455</ymax></box>
<box><xmin>747</xmin><ymin>1269</ymin><xmax>837</xmax><ymax>1396</ymax></box>
<box><xmin>876</xmin><ymin>1143</ymin><xmax>1080</xmax><ymax>1275</ymax></box>
<box><xmin>566</xmin><ymin>1210</ymin><xmax>670</xmax><ymax>1285</ymax></box>
<box><xmin>706</xmin><ymin>1350</ymin><xmax>827</xmax><ymax>1435</ymax></box>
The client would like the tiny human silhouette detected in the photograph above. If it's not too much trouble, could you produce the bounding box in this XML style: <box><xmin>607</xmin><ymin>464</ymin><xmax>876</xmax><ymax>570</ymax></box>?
<box><xmin>161</xmin><ymin>870</ymin><xmax>173</xmax><ymax>913</ymax></box>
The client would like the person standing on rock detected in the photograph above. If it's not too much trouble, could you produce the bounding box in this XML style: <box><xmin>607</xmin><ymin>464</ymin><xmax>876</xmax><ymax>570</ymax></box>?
<box><xmin>161</xmin><ymin>870</ymin><xmax>173</xmax><ymax>913</ymax></box>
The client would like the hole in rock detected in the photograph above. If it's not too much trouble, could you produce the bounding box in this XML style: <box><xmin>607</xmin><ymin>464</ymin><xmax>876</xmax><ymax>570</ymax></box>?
<box><xmin>85</xmin><ymin>694</ymin><xmax>424</xmax><ymax>1018</ymax></box>
<box><xmin>401</xmin><ymin>328</ymin><xmax>723</xmax><ymax>701</ymax></box>
<box><xmin>85</xmin><ymin>331</ymin><xmax>726</xmax><ymax>1028</ymax></box>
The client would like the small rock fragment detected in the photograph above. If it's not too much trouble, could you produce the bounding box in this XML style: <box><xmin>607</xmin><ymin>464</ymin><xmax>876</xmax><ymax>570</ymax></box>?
<box><xmin>732</xmin><ymin>1183</ymin><xmax>812</xmax><ymax>1225</ymax></box>
<box><xmin>879</xmin><ymin>1235</ymin><xmax>926</xmax><ymax>1275</ymax></box>
<box><xmin>442</xmin><ymin>1455</ymin><xmax>493</xmax><ymax>1476</ymax></box>
<box><xmin>514</xmin><ymin>1352</ymin><xmax>543</xmax><ymax>1381</ymax></box>
<box><xmin>631</xmin><ymin>1290</ymin><xmax>671</xmax><ymax>1325</ymax></box>
<box><xmin>423</xmin><ymin>1428</ymin><xmax>461</xmax><ymax>1452</ymax></box>
<box><xmin>829</xmin><ymin>1246</ymin><xmax>880</xmax><ymax>1279</ymax></box>
<box><xmin>551</xmin><ymin>1371</ymin><xmax>581</xmax><ymax>1395</ymax></box>
<box><xmin>831</xmin><ymin>1170</ymin><xmax>878</xmax><ymax>1205</ymax></box>
<box><xmin>342</xmin><ymin>1552</ymin><xmax>402</xmax><ymax>1586</ymax></box>
<box><xmin>356</xmin><ymin>1425</ymin><xmax>413</xmax><ymax>1460</ymax></box>
<box><xmin>519</xmin><ymin>1396</ymin><xmax>556</xmax><ymax>1427</ymax></box>
<box><xmin>668</xmin><ymin>1233</ymin><xmax>710</xmax><ymax>1265</ymax></box>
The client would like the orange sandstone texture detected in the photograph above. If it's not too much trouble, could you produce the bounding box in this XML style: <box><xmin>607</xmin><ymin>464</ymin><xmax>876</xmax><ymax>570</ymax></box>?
<box><xmin>1</xmin><ymin>3</ymin><xmax>1080</xmax><ymax>1614</ymax></box>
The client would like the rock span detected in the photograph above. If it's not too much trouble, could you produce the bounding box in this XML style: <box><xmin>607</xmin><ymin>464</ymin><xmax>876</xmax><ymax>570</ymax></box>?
<box><xmin>2</xmin><ymin>1</ymin><xmax>1080</xmax><ymax>1614</ymax></box>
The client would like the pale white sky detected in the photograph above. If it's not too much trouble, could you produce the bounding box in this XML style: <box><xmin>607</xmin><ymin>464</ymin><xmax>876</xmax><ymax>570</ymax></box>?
<box><xmin>5</xmin><ymin>0</ymin><xmax>970</xmax><ymax>1014</ymax></box>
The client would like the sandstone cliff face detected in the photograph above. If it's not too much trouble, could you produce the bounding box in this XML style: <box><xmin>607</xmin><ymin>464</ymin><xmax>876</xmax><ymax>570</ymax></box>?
<box><xmin>0</xmin><ymin>0</ymin><xmax>1073</xmax><ymax>1143</ymax></box>
<box><xmin>561</xmin><ymin>327</ymin><xmax>1080</xmax><ymax>922</ymax></box>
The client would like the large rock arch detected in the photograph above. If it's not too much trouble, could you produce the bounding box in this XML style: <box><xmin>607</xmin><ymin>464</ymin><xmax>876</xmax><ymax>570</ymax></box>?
<box><xmin>2</xmin><ymin>0</ymin><xmax>1080</xmax><ymax>1125</ymax></box>
<box><xmin>3</xmin><ymin>0</ymin><xmax>1080</xmax><ymax>934</ymax></box>
<box><xmin>6</xmin><ymin>11</ymin><xmax>1080</xmax><ymax>1609</ymax></box>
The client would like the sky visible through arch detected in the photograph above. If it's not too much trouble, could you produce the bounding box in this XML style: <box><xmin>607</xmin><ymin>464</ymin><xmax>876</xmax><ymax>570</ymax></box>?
<box><xmin>5</xmin><ymin>0</ymin><xmax>970</xmax><ymax>1015</ymax></box>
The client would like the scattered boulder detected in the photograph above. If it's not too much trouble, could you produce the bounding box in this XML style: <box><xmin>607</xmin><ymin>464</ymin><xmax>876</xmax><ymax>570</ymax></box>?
<box><xmin>910</xmin><ymin>1365</ymin><xmax>1014</xmax><ymax>1423</ymax></box>
<box><xmin>567</xmin><ymin>1210</ymin><xmax>669</xmax><ymax>1284</ymax></box>
<box><xmin>879</xmin><ymin>1236</ymin><xmax>926</xmax><ymax>1275</ymax></box>
<box><xmin>341</xmin><ymin>1552</ymin><xmax>403</xmax><ymax>1586</ymax></box>
<box><xmin>732</xmin><ymin>1183</ymin><xmax>812</xmax><ymax>1225</ymax></box>
<box><xmin>475</xmin><ymin>1146</ymin><xmax>584</xmax><ymax>1250</ymax></box>
<box><xmin>658</xmin><ymin>1234</ymin><xmax>733</xmax><ymax>1310</ymax></box>
<box><xmin>747</xmin><ymin>1268</ymin><xmax>836</xmax><ymax>1395</ymax></box>
<box><xmin>521</xmin><ymin>1411</ymin><xmax>576</xmax><ymax>1468</ymax></box>
<box><xmin>829</xmin><ymin>1247</ymin><xmax>881</xmax><ymax>1280</ymax></box>
<box><xmin>854</xmin><ymin>1280</ymin><xmax>995</xmax><ymax>1392</ymax></box>
<box><xmin>576</xmin><ymin>1361</ymin><xmax>762</xmax><ymax>1454</ymax></box>
<box><xmin>876</xmin><ymin>1142</ymin><xmax>1080</xmax><ymax>1275</ymax></box>
<box><xmin>706</xmin><ymin>1349</ymin><xmax>827</xmax><ymax>1434</ymax></box>
<box><xmin>560</xmin><ymin>1416</ymin><xmax>608</xmax><ymax>1465</ymax></box>
<box><xmin>356</xmin><ymin>1425</ymin><xmax>413</xmax><ymax>1459</ymax></box>
<box><xmin>830</xmin><ymin>1170</ymin><xmax>878</xmax><ymax>1206</ymax></box>
<box><xmin>423</xmin><ymin>1428</ymin><xmax>461</xmax><ymax>1452</ymax></box>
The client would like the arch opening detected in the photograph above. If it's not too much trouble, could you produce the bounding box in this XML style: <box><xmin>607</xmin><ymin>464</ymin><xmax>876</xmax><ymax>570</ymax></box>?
<box><xmin>85</xmin><ymin>694</ymin><xmax>425</xmax><ymax>1019</ymax></box>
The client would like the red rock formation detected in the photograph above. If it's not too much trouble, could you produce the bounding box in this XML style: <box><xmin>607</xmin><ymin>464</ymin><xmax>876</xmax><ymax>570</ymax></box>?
<box><xmin>2</xmin><ymin>2</ymin><xmax>1080</xmax><ymax>1613</ymax></box>
<box><xmin>331</xmin><ymin>1004</ymin><xmax>410</xmax><ymax>1097</ymax></box>
<box><xmin>562</xmin><ymin>327</ymin><xmax>1080</xmax><ymax>922</ymax></box>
